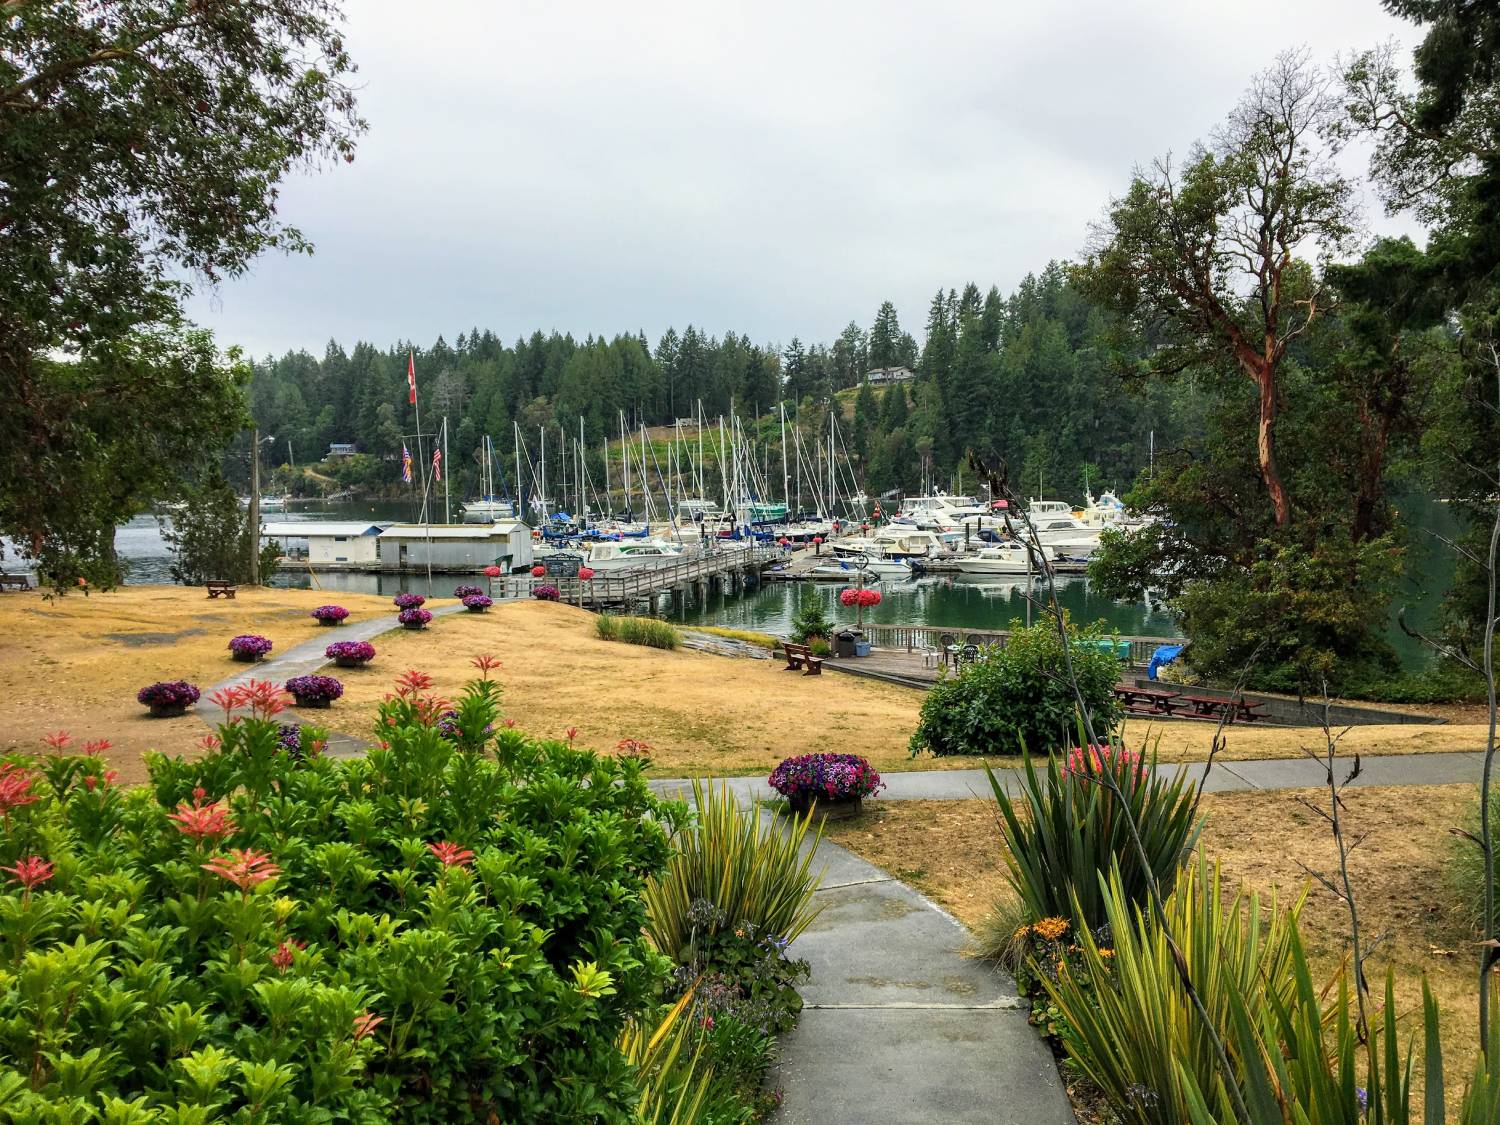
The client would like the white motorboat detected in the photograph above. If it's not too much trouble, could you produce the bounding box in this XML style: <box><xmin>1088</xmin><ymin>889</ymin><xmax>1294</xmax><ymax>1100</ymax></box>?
<box><xmin>950</xmin><ymin>543</ymin><xmax>1054</xmax><ymax>575</ymax></box>
<box><xmin>584</xmin><ymin>540</ymin><xmax>685</xmax><ymax>571</ymax></box>
<box><xmin>806</xmin><ymin>558</ymin><xmax>884</xmax><ymax>582</ymax></box>
<box><xmin>833</xmin><ymin>528</ymin><xmax>949</xmax><ymax>560</ymax></box>
<box><xmin>1024</xmin><ymin>499</ymin><xmax>1103</xmax><ymax>558</ymax></box>
<box><xmin>461</xmin><ymin>498</ymin><xmax>516</xmax><ymax>523</ymax></box>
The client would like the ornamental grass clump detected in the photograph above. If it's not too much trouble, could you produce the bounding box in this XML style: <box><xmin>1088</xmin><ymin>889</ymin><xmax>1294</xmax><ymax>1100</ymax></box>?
<box><xmin>284</xmin><ymin>674</ymin><xmax>343</xmax><ymax>707</ymax></box>
<box><xmin>398</xmin><ymin>607</ymin><xmax>432</xmax><ymax>629</ymax></box>
<box><xmin>227</xmin><ymin>633</ymin><xmax>273</xmax><ymax>661</ymax></box>
<box><xmin>767</xmin><ymin>753</ymin><xmax>884</xmax><ymax>804</ymax></box>
<box><xmin>310</xmin><ymin>604</ymin><xmax>349</xmax><ymax>625</ymax></box>
<box><xmin>596</xmin><ymin>613</ymin><xmax>680</xmax><ymax>650</ymax></box>
<box><xmin>0</xmin><ymin>669</ymin><xmax>675</xmax><ymax>1121</ymax></box>
<box><xmin>392</xmin><ymin>592</ymin><xmax>425</xmax><ymax>610</ymax></box>
<box><xmin>984</xmin><ymin>739</ymin><xmax>1200</xmax><ymax>936</ymax></box>
<box><xmin>325</xmin><ymin>640</ymin><xmax>375</xmax><ymax>666</ymax></box>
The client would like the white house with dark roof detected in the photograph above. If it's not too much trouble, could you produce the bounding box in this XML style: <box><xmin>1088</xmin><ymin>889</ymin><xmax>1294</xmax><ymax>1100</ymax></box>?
<box><xmin>260</xmin><ymin>521</ymin><xmax>386</xmax><ymax>566</ymax></box>
<box><xmin>865</xmin><ymin>366</ymin><xmax>915</xmax><ymax>385</ymax></box>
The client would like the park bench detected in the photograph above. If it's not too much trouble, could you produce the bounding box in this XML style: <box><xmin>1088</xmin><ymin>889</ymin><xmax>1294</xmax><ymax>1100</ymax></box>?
<box><xmin>1114</xmin><ymin>683</ymin><xmax>1183</xmax><ymax>716</ymax></box>
<box><xmin>1181</xmin><ymin>695</ymin><xmax>1269</xmax><ymax>723</ymax></box>
<box><xmin>205</xmin><ymin>580</ymin><xmax>238</xmax><ymax>600</ymax></box>
<box><xmin>781</xmin><ymin>641</ymin><xmax>824</xmax><ymax>676</ymax></box>
<box><xmin>0</xmin><ymin>574</ymin><xmax>30</xmax><ymax>591</ymax></box>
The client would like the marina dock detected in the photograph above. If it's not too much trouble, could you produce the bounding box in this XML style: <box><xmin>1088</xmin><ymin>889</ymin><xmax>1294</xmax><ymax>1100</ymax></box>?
<box><xmin>491</xmin><ymin>543</ymin><xmax>779</xmax><ymax>611</ymax></box>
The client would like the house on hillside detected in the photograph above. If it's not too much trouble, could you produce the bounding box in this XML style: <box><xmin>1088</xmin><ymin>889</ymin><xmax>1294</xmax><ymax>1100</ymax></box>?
<box><xmin>865</xmin><ymin>366</ymin><xmax>915</xmax><ymax>385</ymax></box>
<box><xmin>326</xmin><ymin>442</ymin><xmax>358</xmax><ymax>458</ymax></box>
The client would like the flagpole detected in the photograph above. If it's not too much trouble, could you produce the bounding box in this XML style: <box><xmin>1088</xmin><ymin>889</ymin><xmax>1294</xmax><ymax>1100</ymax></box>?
<box><xmin>409</xmin><ymin>349</ymin><xmax>433</xmax><ymax>588</ymax></box>
<box><xmin>442</xmin><ymin>415</ymin><xmax>451</xmax><ymax>525</ymax></box>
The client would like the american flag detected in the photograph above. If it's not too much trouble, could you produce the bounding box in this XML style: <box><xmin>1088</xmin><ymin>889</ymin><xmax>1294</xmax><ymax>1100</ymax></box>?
<box><xmin>401</xmin><ymin>444</ymin><xmax>412</xmax><ymax>483</ymax></box>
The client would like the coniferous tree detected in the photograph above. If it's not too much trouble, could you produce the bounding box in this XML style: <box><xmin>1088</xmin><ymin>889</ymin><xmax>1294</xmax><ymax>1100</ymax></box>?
<box><xmin>868</xmin><ymin>301</ymin><xmax>904</xmax><ymax>369</ymax></box>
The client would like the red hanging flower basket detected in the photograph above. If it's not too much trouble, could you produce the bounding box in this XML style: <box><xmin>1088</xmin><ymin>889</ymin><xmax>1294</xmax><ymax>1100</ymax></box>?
<box><xmin>578</xmin><ymin>567</ymin><xmax>595</xmax><ymax>580</ymax></box>
<box><xmin>531</xmin><ymin>565</ymin><xmax>546</xmax><ymax>577</ymax></box>
<box><xmin>483</xmin><ymin>565</ymin><xmax>502</xmax><ymax>578</ymax></box>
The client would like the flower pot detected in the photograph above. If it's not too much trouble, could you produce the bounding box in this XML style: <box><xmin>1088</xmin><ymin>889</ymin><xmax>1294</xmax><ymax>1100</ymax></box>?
<box><xmin>787</xmin><ymin>793</ymin><xmax>863</xmax><ymax>821</ymax></box>
<box><xmin>293</xmin><ymin>695</ymin><xmax>332</xmax><ymax>709</ymax></box>
<box><xmin>466</xmin><ymin>605</ymin><xmax>488</xmax><ymax>613</ymax></box>
<box><xmin>402</xmin><ymin>621</ymin><xmax>426</xmax><ymax>630</ymax></box>
<box><xmin>231</xmin><ymin>651</ymin><xmax>261</xmax><ymax>663</ymax></box>
<box><xmin>148</xmin><ymin>703</ymin><xmax>188</xmax><ymax>719</ymax></box>
<box><xmin>317</xmin><ymin>618</ymin><xmax>342</xmax><ymax>627</ymax></box>
<box><xmin>334</xmin><ymin>656</ymin><xmax>368</xmax><ymax>669</ymax></box>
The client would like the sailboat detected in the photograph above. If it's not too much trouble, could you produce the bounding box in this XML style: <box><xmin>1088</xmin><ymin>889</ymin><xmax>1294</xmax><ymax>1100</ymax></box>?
<box><xmin>461</xmin><ymin>435</ymin><xmax>516</xmax><ymax>522</ymax></box>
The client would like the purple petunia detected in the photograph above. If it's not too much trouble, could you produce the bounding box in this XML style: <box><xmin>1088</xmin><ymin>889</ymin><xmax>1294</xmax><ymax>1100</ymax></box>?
<box><xmin>398</xmin><ymin>607</ymin><xmax>432</xmax><ymax>627</ymax></box>
<box><xmin>137</xmin><ymin>681</ymin><xmax>202</xmax><ymax>708</ymax></box>
<box><xmin>767</xmin><ymin>753</ymin><xmax>884</xmax><ymax>802</ymax></box>
<box><xmin>285</xmin><ymin>674</ymin><xmax>344</xmax><ymax>704</ymax></box>
<box><xmin>462</xmin><ymin>594</ymin><xmax>493</xmax><ymax>611</ymax></box>
<box><xmin>325</xmin><ymin>640</ymin><xmax>376</xmax><ymax>663</ymax></box>
<box><xmin>227</xmin><ymin>634</ymin><xmax>273</xmax><ymax>658</ymax></box>
<box><xmin>532</xmin><ymin>585</ymin><xmax>560</xmax><ymax>601</ymax></box>
<box><xmin>453</xmin><ymin>584</ymin><xmax>484</xmax><ymax>599</ymax></box>
<box><xmin>393</xmin><ymin>593</ymin><xmax>426</xmax><ymax>610</ymax></box>
<box><xmin>310</xmin><ymin>605</ymin><xmax>349</xmax><ymax>623</ymax></box>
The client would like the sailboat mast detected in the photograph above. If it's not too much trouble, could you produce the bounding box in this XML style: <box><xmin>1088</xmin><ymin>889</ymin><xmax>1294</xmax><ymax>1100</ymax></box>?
<box><xmin>779</xmin><ymin>402</ymin><xmax>789</xmax><ymax>514</ymax></box>
<box><xmin>539</xmin><ymin>425</ymin><xmax>548</xmax><ymax>522</ymax></box>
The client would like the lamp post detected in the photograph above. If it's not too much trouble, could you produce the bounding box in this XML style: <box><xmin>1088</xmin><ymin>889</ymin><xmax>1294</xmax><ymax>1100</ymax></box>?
<box><xmin>248</xmin><ymin>429</ymin><xmax>275</xmax><ymax>586</ymax></box>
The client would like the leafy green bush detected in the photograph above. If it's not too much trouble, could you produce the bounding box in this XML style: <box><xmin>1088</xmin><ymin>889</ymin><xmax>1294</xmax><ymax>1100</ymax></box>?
<box><xmin>0</xmin><ymin>669</ymin><xmax>676</xmax><ymax>1122</ymax></box>
<box><xmin>984</xmin><ymin>744</ymin><xmax>1201</xmax><ymax>933</ymax></box>
<box><xmin>907</xmin><ymin>621</ymin><xmax>1123</xmax><ymax>758</ymax></box>
<box><xmin>597</xmin><ymin>613</ymin><xmax>681</xmax><ymax>650</ymax></box>
<box><xmin>789</xmin><ymin>597</ymin><xmax>831</xmax><ymax>644</ymax></box>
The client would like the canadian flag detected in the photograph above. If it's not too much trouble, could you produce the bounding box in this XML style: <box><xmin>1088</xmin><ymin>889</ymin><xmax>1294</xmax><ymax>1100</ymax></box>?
<box><xmin>407</xmin><ymin>350</ymin><xmax>417</xmax><ymax>405</ymax></box>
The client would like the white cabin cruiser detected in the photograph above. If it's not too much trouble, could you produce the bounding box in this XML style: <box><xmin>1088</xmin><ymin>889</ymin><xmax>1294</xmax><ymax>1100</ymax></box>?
<box><xmin>584</xmin><ymin>540</ymin><xmax>685</xmax><ymax>571</ymax></box>
<box><xmin>1024</xmin><ymin>499</ymin><xmax>1103</xmax><ymax>559</ymax></box>
<box><xmin>833</xmin><ymin>527</ymin><xmax>949</xmax><ymax>560</ymax></box>
<box><xmin>951</xmin><ymin>543</ymin><xmax>1054</xmax><ymax>575</ymax></box>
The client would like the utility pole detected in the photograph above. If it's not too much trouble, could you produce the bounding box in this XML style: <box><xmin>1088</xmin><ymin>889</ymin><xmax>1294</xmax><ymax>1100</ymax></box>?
<box><xmin>248</xmin><ymin>426</ymin><xmax>261</xmax><ymax>585</ymax></box>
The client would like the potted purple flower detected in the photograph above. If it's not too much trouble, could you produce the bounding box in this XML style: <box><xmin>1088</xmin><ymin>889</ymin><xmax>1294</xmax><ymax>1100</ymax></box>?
<box><xmin>326</xmin><ymin>640</ymin><xmax>376</xmax><ymax>668</ymax></box>
<box><xmin>453</xmin><ymin>584</ymin><xmax>484</xmax><ymax>599</ymax></box>
<box><xmin>398</xmin><ymin>607</ymin><xmax>433</xmax><ymax>630</ymax></box>
<box><xmin>285</xmin><ymin>674</ymin><xmax>344</xmax><ymax>708</ymax></box>
<box><xmin>227</xmin><ymin>634</ymin><xmax>273</xmax><ymax>663</ymax></box>
<box><xmin>767</xmin><ymin>752</ymin><xmax>884</xmax><ymax>820</ymax></box>
<box><xmin>532</xmin><ymin>584</ymin><xmax>560</xmax><ymax>602</ymax></box>
<box><xmin>462</xmin><ymin>594</ymin><xmax>493</xmax><ymax>613</ymax></box>
<box><xmin>393</xmin><ymin>592</ymin><xmax>426</xmax><ymax>610</ymax></box>
<box><xmin>311</xmin><ymin>604</ymin><xmax>349</xmax><ymax>626</ymax></box>
<box><xmin>137</xmin><ymin>680</ymin><xmax>201</xmax><ymax>718</ymax></box>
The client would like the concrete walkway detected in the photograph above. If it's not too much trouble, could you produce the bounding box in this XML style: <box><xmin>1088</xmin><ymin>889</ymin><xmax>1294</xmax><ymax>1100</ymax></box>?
<box><xmin>654</xmin><ymin>750</ymin><xmax>1488</xmax><ymax>805</ymax></box>
<box><xmin>764</xmin><ymin>830</ymin><xmax>1075</xmax><ymax>1124</ymax></box>
<box><xmin>201</xmin><ymin>603</ymin><xmax>468</xmax><ymax>754</ymax></box>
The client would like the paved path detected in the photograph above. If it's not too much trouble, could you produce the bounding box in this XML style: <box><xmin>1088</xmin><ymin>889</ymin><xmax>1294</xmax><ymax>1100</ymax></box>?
<box><xmin>654</xmin><ymin>750</ymin><xmax>1488</xmax><ymax>805</ymax></box>
<box><xmin>201</xmin><ymin>603</ymin><xmax>468</xmax><ymax>755</ymax></box>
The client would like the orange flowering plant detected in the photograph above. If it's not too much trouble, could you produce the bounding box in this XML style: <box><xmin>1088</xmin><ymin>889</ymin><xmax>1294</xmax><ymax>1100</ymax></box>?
<box><xmin>0</xmin><ymin>659</ymin><xmax>680</xmax><ymax>1121</ymax></box>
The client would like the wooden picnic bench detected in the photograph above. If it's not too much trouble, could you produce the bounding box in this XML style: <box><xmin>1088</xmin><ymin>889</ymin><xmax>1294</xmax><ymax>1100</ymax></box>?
<box><xmin>0</xmin><ymin>574</ymin><xmax>30</xmax><ymax>591</ymax></box>
<box><xmin>1114</xmin><ymin>683</ymin><xmax>1183</xmax><ymax>716</ymax></box>
<box><xmin>205</xmin><ymin>580</ymin><xmax>237</xmax><ymax>600</ymax></box>
<box><xmin>1182</xmin><ymin>694</ymin><xmax>1267</xmax><ymax>723</ymax></box>
<box><xmin>781</xmin><ymin>641</ymin><xmax>824</xmax><ymax>676</ymax></box>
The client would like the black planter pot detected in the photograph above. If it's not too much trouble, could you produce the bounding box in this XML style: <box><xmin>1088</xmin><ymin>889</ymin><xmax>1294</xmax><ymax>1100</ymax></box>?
<box><xmin>787</xmin><ymin>793</ymin><xmax>863</xmax><ymax>821</ymax></box>
<box><xmin>466</xmin><ymin>605</ymin><xmax>488</xmax><ymax>613</ymax></box>
<box><xmin>333</xmin><ymin>656</ymin><xmax>370</xmax><ymax>669</ymax></box>
<box><xmin>148</xmin><ymin>703</ymin><xmax>189</xmax><ymax>719</ymax></box>
<box><xmin>402</xmin><ymin>622</ymin><xmax>426</xmax><ymax>630</ymax></box>
<box><xmin>316</xmin><ymin>618</ymin><xmax>343</xmax><ymax>627</ymax></box>
<box><xmin>231</xmin><ymin>651</ymin><xmax>262</xmax><ymax>663</ymax></box>
<box><xmin>293</xmin><ymin>695</ymin><xmax>332</xmax><ymax>709</ymax></box>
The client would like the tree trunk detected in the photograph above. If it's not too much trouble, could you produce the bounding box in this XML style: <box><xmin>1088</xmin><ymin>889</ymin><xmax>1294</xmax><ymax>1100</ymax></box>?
<box><xmin>1255</xmin><ymin>364</ymin><xmax>1291</xmax><ymax>527</ymax></box>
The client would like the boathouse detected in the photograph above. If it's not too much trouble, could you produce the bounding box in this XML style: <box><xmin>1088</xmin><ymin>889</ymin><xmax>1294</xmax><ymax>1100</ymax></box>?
<box><xmin>260</xmin><ymin>521</ymin><xmax>386</xmax><ymax>566</ymax></box>
<box><xmin>376</xmin><ymin>522</ymin><xmax>533</xmax><ymax>573</ymax></box>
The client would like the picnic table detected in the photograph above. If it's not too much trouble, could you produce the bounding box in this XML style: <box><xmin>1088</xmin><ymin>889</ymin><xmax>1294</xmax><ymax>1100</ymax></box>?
<box><xmin>1113</xmin><ymin>683</ymin><xmax>1183</xmax><ymax>716</ymax></box>
<box><xmin>1181</xmin><ymin>694</ymin><xmax>1267</xmax><ymax>723</ymax></box>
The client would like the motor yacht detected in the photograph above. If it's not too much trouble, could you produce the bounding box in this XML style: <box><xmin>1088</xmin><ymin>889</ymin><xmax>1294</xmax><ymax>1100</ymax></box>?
<box><xmin>950</xmin><ymin>543</ymin><xmax>1054</xmax><ymax>575</ymax></box>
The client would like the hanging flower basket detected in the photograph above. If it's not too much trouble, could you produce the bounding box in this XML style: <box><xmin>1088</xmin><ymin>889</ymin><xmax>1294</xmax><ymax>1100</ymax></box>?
<box><xmin>483</xmin><ymin>565</ymin><xmax>503</xmax><ymax>578</ymax></box>
<box><xmin>285</xmin><ymin>674</ymin><xmax>343</xmax><ymax>709</ymax></box>
<box><xmin>531</xmin><ymin>565</ymin><xmax>547</xmax><ymax>578</ymax></box>
<box><xmin>137</xmin><ymin>680</ymin><xmax>200</xmax><ymax>718</ymax></box>
<box><xmin>326</xmin><ymin>641</ymin><xmax>375</xmax><ymax>668</ymax></box>
<box><xmin>228</xmin><ymin>634</ymin><xmax>273</xmax><ymax>662</ymax></box>
<box><xmin>399</xmin><ymin>608</ymin><xmax>432</xmax><ymax>630</ymax></box>
<box><xmin>311</xmin><ymin>605</ymin><xmax>349</xmax><ymax>626</ymax></box>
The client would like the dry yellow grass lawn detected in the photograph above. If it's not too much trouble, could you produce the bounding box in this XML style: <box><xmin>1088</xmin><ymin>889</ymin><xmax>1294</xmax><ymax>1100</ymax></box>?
<box><xmin>0</xmin><ymin>584</ymin><xmax>393</xmax><ymax>782</ymax></box>
<box><xmin>325</xmin><ymin>600</ymin><xmax>954</xmax><ymax>777</ymax></box>
<box><xmin>1122</xmin><ymin>714</ymin><xmax>1487</xmax><ymax>763</ymax></box>
<box><xmin>826</xmin><ymin>785</ymin><xmax>1485</xmax><ymax>1105</ymax></box>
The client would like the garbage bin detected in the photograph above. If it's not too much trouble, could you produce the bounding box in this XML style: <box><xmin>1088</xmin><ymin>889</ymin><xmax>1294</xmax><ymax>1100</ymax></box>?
<box><xmin>854</xmin><ymin>639</ymin><xmax>872</xmax><ymax>657</ymax></box>
<box><xmin>834</xmin><ymin>630</ymin><xmax>857</xmax><ymax>658</ymax></box>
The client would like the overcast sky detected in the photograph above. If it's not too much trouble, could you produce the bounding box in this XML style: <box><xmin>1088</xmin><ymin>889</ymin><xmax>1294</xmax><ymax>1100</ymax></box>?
<box><xmin>185</xmin><ymin>0</ymin><xmax>1423</xmax><ymax>360</ymax></box>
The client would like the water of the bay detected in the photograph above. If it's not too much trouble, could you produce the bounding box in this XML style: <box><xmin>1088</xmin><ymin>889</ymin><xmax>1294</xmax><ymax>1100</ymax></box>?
<box><xmin>103</xmin><ymin>492</ymin><xmax>1457</xmax><ymax>667</ymax></box>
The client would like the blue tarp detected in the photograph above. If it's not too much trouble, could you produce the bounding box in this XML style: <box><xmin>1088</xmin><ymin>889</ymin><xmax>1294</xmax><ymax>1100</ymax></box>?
<box><xmin>1148</xmin><ymin>644</ymin><xmax>1185</xmax><ymax>681</ymax></box>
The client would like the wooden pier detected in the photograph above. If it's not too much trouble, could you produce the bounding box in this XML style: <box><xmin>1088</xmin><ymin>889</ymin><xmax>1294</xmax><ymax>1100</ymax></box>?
<box><xmin>492</xmin><ymin>544</ymin><xmax>778</xmax><ymax>611</ymax></box>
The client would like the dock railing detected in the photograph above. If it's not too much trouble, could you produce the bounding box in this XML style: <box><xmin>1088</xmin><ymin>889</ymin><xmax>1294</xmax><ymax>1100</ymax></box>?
<box><xmin>493</xmin><ymin>544</ymin><xmax>777</xmax><ymax>609</ymax></box>
<box><xmin>855</xmin><ymin>623</ymin><xmax>1181</xmax><ymax>670</ymax></box>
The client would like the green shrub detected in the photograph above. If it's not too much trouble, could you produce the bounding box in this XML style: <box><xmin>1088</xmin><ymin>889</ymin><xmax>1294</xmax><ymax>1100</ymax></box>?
<box><xmin>1042</xmin><ymin>857</ymin><xmax>1305</xmax><ymax>1124</ymax></box>
<box><xmin>0</xmin><ymin>671</ymin><xmax>676</xmax><ymax>1122</ymax></box>
<box><xmin>808</xmin><ymin>637</ymin><xmax>832</xmax><ymax>658</ymax></box>
<box><xmin>1451</xmin><ymin>786</ymin><xmax>1500</xmax><ymax>933</ymax></box>
<box><xmin>984</xmin><ymin>743</ymin><xmax>1201</xmax><ymax>933</ymax></box>
<box><xmin>598</xmin><ymin>614</ymin><xmax>681</xmax><ymax>650</ymax></box>
<box><xmin>908</xmin><ymin>621</ymin><xmax>1123</xmax><ymax>758</ymax></box>
<box><xmin>789</xmin><ymin>597</ymin><xmax>832</xmax><ymax>644</ymax></box>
